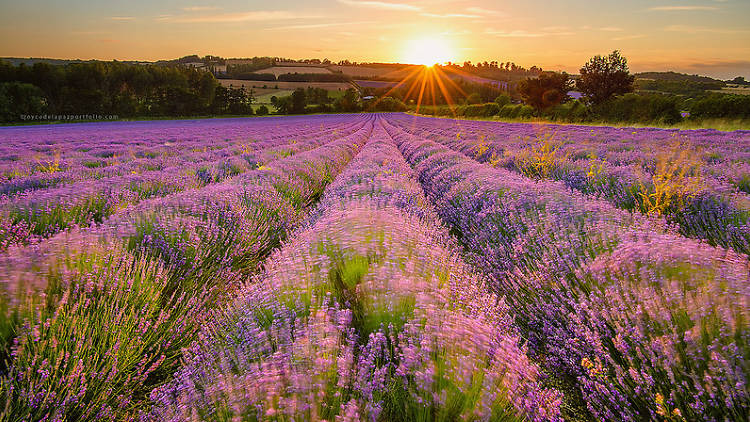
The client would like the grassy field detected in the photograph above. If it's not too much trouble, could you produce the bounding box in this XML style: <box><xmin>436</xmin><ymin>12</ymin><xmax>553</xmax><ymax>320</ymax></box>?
<box><xmin>713</xmin><ymin>86</ymin><xmax>750</xmax><ymax>95</ymax></box>
<box><xmin>251</xmin><ymin>88</ymin><xmax>348</xmax><ymax>112</ymax></box>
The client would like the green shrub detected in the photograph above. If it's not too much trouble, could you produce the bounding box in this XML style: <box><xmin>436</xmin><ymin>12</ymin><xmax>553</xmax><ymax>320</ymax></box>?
<box><xmin>689</xmin><ymin>94</ymin><xmax>750</xmax><ymax>119</ymax></box>
<box><xmin>461</xmin><ymin>103</ymin><xmax>500</xmax><ymax>117</ymax></box>
<box><xmin>518</xmin><ymin>105</ymin><xmax>535</xmax><ymax>118</ymax></box>
<box><xmin>594</xmin><ymin>93</ymin><xmax>682</xmax><ymax>124</ymax></box>
<box><xmin>498</xmin><ymin>104</ymin><xmax>520</xmax><ymax>118</ymax></box>
<box><xmin>495</xmin><ymin>94</ymin><xmax>512</xmax><ymax>107</ymax></box>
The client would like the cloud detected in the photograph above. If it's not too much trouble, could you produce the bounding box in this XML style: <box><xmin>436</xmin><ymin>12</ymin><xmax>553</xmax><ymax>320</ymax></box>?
<box><xmin>420</xmin><ymin>12</ymin><xmax>481</xmax><ymax>18</ymax></box>
<box><xmin>543</xmin><ymin>26</ymin><xmax>570</xmax><ymax>31</ymax></box>
<box><xmin>182</xmin><ymin>6</ymin><xmax>220</xmax><ymax>12</ymax></box>
<box><xmin>267</xmin><ymin>21</ymin><xmax>377</xmax><ymax>30</ymax></box>
<box><xmin>71</xmin><ymin>30</ymin><xmax>109</xmax><ymax>35</ymax></box>
<box><xmin>466</xmin><ymin>7</ymin><xmax>506</xmax><ymax>17</ymax></box>
<box><xmin>110</xmin><ymin>16</ymin><xmax>135</xmax><ymax>21</ymax></box>
<box><xmin>684</xmin><ymin>59</ymin><xmax>750</xmax><ymax>70</ymax></box>
<box><xmin>336</xmin><ymin>0</ymin><xmax>421</xmax><ymax>11</ymax></box>
<box><xmin>648</xmin><ymin>6</ymin><xmax>718</xmax><ymax>11</ymax></box>
<box><xmin>485</xmin><ymin>28</ymin><xmax>574</xmax><ymax>37</ymax></box>
<box><xmin>599</xmin><ymin>26</ymin><xmax>623</xmax><ymax>32</ymax></box>
<box><xmin>635</xmin><ymin>59</ymin><xmax>750</xmax><ymax>79</ymax></box>
<box><xmin>612</xmin><ymin>34</ymin><xmax>646</xmax><ymax>41</ymax></box>
<box><xmin>665</xmin><ymin>24</ymin><xmax>749</xmax><ymax>34</ymax></box>
<box><xmin>165</xmin><ymin>11</ymin><xmax>320</xmax><ymax>23</ymax></box>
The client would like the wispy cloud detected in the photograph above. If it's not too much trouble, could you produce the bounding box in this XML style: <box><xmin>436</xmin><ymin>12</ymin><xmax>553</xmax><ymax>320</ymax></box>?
<box><xmin>485</xmin><ymin>28</ymin><xmax>574</xmax><ymax>38</ymax></box>
<box><xmin>420</xmin><ymin>12</ymin><xmax>481</xmax><ymax>18</ymax></box>
<box><xmin>648</xmin><ymin>6</ymin><xmax>718</xmax><ymax>11</ymax></box>
<box><xmin>543</xmin><ymin>26</ymin><xmax>570</xmax><ymax>31</ymax></box>
<box><xmin>685</xmin><ymin>59</ymin><xmax>750</xmax><ymax>70</ymax></box>
<box><xmin>182</xmin><ymin>6</ymin><xmax>220</xmax><ymax>12</ymax></box>
<box><xmin>599</xmin><ymin>26</ymin><xmax>623</xmax><ymax>32</ymax></box>
<box><xmin>71</xmin><ymin>30</ymin><xmax>109</xmax><ymax>35</ymax></box>
<box><xmin>612</xmin><ymin>34</ymin><xmax>645</xmax><ymax>41</ymax></box>
<box><xmin>165</xmin><ymin>10</ymin><xmax>320</xmax><ymax>23</ymax></box>
<box><xmin>336</xmin><ymin>0</ymin><xmax>421</xmax><ymax>11</ymax></box>
<box><xmin>665</xmin><ymin>24</ymin><xmax>749</xmax><ymax>34</ymax></box>
<box><xmin>110</xmin><ymin>16</ymin><xmax>135</xmax><ymax>21</ymax></box>
<box><xmin>267</xmin><ymin>21</ymin><xmax>377</xmax><ymax>30</ymax></box>
<box><xmin>466</xmin><ymin>7</ymin><xmax>506</xmax><ymax>17</ymax></box>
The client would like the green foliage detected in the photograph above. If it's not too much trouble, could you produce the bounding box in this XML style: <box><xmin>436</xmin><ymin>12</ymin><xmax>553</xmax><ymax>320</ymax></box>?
<box><xmin>305</xmin><ymin>87</ymin><xmax>333</xmax><ymax>105</ymax></box>
<box><xmin>689</xmin><ymin>94</ymin><xmax>750</xmax><ymax>119</ymax></box>
<box><xmin>518</xmin><ymin>72</ymin><xmax>572</xmax><ymax>112</ymax></box>
<box><xmin>334</xmin><ymin>88</ymin><xmax>361</xmax><ymax>113</ymax></box>
<box><xmin>496</xmin><ymin>104</ymin><xmax>534</xmax><ymax>119</ymax></box>
<box><xmin>0</xmin><ymin>59</ymin><xmax>273</xmax><ymax>120</ymax></box>
<box><xmin>372</xmin><ymin>96</ymin><xmax>408</xmax><ymax>112</ymax></box>
<box><xmin>225</xmin><ymin>57</ymin><xmax>275</xmax><ymax>77</ymax></box>
<box><xmin>0</xmin><ymin>247</ymin><xmax>206</xmax><ymax>420</ymax></box>
<box><xmin>593</xmin><ymin>93</ymin><xmax>683</xmax><ymax>124</ymax></box>
<box><xmin>461</xmin><ymin>103</ymin><xmax>500</xmax><ymax>117</ymax></box>
<box><xmin>256</xmin><ymin>104</ymin><xmax>269</xmax><ymax>115</ymax></box>
<box><xmin>495</xmin><ymin>94</ymin><xmax>511</xmax><ymax>107</ymax></box>
<box><xmin>465</xmin><ymin>93</ymin><xmax>482</xmax><ymax>105</ymax></box>
<box><xmin>635</xmin><ymin>78</ymin><xmax>725</xmax><ymax>97</ymax></box>
<box><xmin>0</xmin><ymin>82</ymin><xmax>46</xmax><ymax>122</ymax></box>
<box><xmin>577</xmin><ymin>50</ymin><xmax>635</xmax><ymax>105</ymax></box>
<box><xmin>548</xmin><ymin>100</ymin><xmax>591</xmax><ymax>122</ymax></box>
<box><xmin>212</xmin><ymin>86</ymin><xmax>253</xmax><ymax>115</ymax></box>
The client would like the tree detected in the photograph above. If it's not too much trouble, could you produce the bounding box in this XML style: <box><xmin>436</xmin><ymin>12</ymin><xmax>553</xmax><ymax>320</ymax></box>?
<box><xmin>290</xmin><ymin>88</ymin><xmax>307</xmax><ymax>113</ymax></box>
<box><xmin>256</xmin><ymin>104</ymin><xmax>269</xmax><ymax>115</ymax></box>
<box><xmin>334</xmin><ymin>88</ymin><xmax>360</xmax><ymax>112</ymax></box>
<box><xmin>0</xmin><ymin>82</ymin><xmax>46</xmax><ymax>122</ymax></box>
<box><xmin>465</xmin><ymin>93</ymin><xmax>482</xmax><ymax>105</ymax></box>
<box><xmin>495</xmin><ymin>94</ymin><xmax>511</xmax><ymax>107</ymax></box>
<box><xmin>518</xmin><ymin>71</ymin><xmax>572</xmax><ymax>112</ymax></box>
<box><xmin>577</xmin><ymin>50</ymin><xmax>635</xmax><ymax>105</ymax></box>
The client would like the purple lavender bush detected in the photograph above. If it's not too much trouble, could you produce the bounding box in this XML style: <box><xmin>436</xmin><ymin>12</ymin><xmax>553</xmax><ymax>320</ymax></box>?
<box><xmin>0</xmin><ymin>116</ymin><xmax>372</xmax><ymax>420</ymax></box>
<box><xmin>149</xmin><ymin>127</ymin><xmax>562</xmax><ymax>421</ymax></box>
<box><xmin>381</xmin><ymin>114</ymin><xmax>749</xmax><ymax>420</ymax></box>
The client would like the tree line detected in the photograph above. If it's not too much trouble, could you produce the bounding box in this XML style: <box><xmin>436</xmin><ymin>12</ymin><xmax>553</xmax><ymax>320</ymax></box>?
<box><xmin>424</xmin><ymin>51</ymin><xmax>750</xmax><ymax>124</ymax></box>
<box><xmin>270</xmin><ymin>87</ymin><xmax>407</xmax><ymax>114</ymax></box>
<box><xmin>0</xmin><ymin>60</ymin><xmax>266</xmax><ymax>122</ymax></box>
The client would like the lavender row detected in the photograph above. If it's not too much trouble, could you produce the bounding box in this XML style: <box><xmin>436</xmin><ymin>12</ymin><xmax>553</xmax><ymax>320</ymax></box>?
<box><xmin>0</xmin><ymin>115</ymin><xmax>361</xmax><ymax>189</ymax></box>
<box><xmin>149</xmin><ymin>121</ymin><xmax>563</xmax><ymax>421</ymax></box>
<box><xmin>0</xmin><ymin>116</ymin><xmax>373</xmax><ymax>421</ymax></box>
<box><xmin>383</xmin><ymin>118</ymin><xmax>749</xmax><ymax>421</ymax></box>
<box><xmin>385</xmin><ymin>114</ymin><xmax>750</xmax><ymax>190</ymax></box>
<box><xmin>0</xmin><ymin>118</ymin><xmax>368</xmax><ymax>252</ymax></box>
<box><xmin>387</xmin><ymin>114</ymin><xmax>750</xmax><ymax>257</ymax></box>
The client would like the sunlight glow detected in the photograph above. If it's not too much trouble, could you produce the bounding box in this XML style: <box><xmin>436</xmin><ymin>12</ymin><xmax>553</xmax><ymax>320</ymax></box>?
<box><xmin>402</xmin><ymin>36</ymin><xmax>456</xmax><ymax>66</ymax></box>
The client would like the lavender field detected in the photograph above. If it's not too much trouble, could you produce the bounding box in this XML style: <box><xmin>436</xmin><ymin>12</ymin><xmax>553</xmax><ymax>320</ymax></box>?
<box><xmin>0</xmin><ymin>114</ymin><xmax>747</xmax><ymax>421</ymax></box>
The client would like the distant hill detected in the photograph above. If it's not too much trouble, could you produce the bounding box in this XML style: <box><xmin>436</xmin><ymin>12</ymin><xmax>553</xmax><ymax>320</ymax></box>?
<box><xmin>634</xmin><ymin>71</ymin><xmax>722</xmax><ymax>83</ymax></box>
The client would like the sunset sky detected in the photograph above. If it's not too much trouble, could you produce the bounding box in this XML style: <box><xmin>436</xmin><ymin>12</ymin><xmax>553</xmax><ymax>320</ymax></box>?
<box><xmin>1</xmin><ymin>0</ymin><xmax>748</xmax><ymax>78</ymax></box>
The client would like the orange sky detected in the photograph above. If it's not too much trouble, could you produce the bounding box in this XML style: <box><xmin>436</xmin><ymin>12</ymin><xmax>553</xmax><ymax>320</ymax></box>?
<box><xmin>1</xmin><ymin>0</ymin><xmax>748</xmax><ymax>78</ymax></box>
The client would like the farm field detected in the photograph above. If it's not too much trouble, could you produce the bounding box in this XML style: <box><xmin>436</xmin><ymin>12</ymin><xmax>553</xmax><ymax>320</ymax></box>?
<box><xmin>0</xmin><ymin>113</ymin><xmax>748</xmax><ymax>421</ymax></box>
<box><xmin>331</xmin><ymin>64</ymin><xmax>421</xmax><ymax>79</ymax></box>
<box><xmin>217</xmin><ymin>79</ymin><xmax>353</xmax><ymax>92</ymax></box>
<box><xmin>714</xmin><ymin>86</ymin><xmax>750</xmax><ymax>95</ymax></box>
<box><xmin>253</xmin><ymin>66</ymin><xmax>333</xmax><ymax>76</ymax></box>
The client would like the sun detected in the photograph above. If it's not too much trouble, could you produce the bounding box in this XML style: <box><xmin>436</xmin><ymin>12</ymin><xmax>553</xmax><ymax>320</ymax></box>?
<box><xmin>402</xmin><ymin>36</ymin><xmax>455</xmax><ymax>66</ymax></box>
